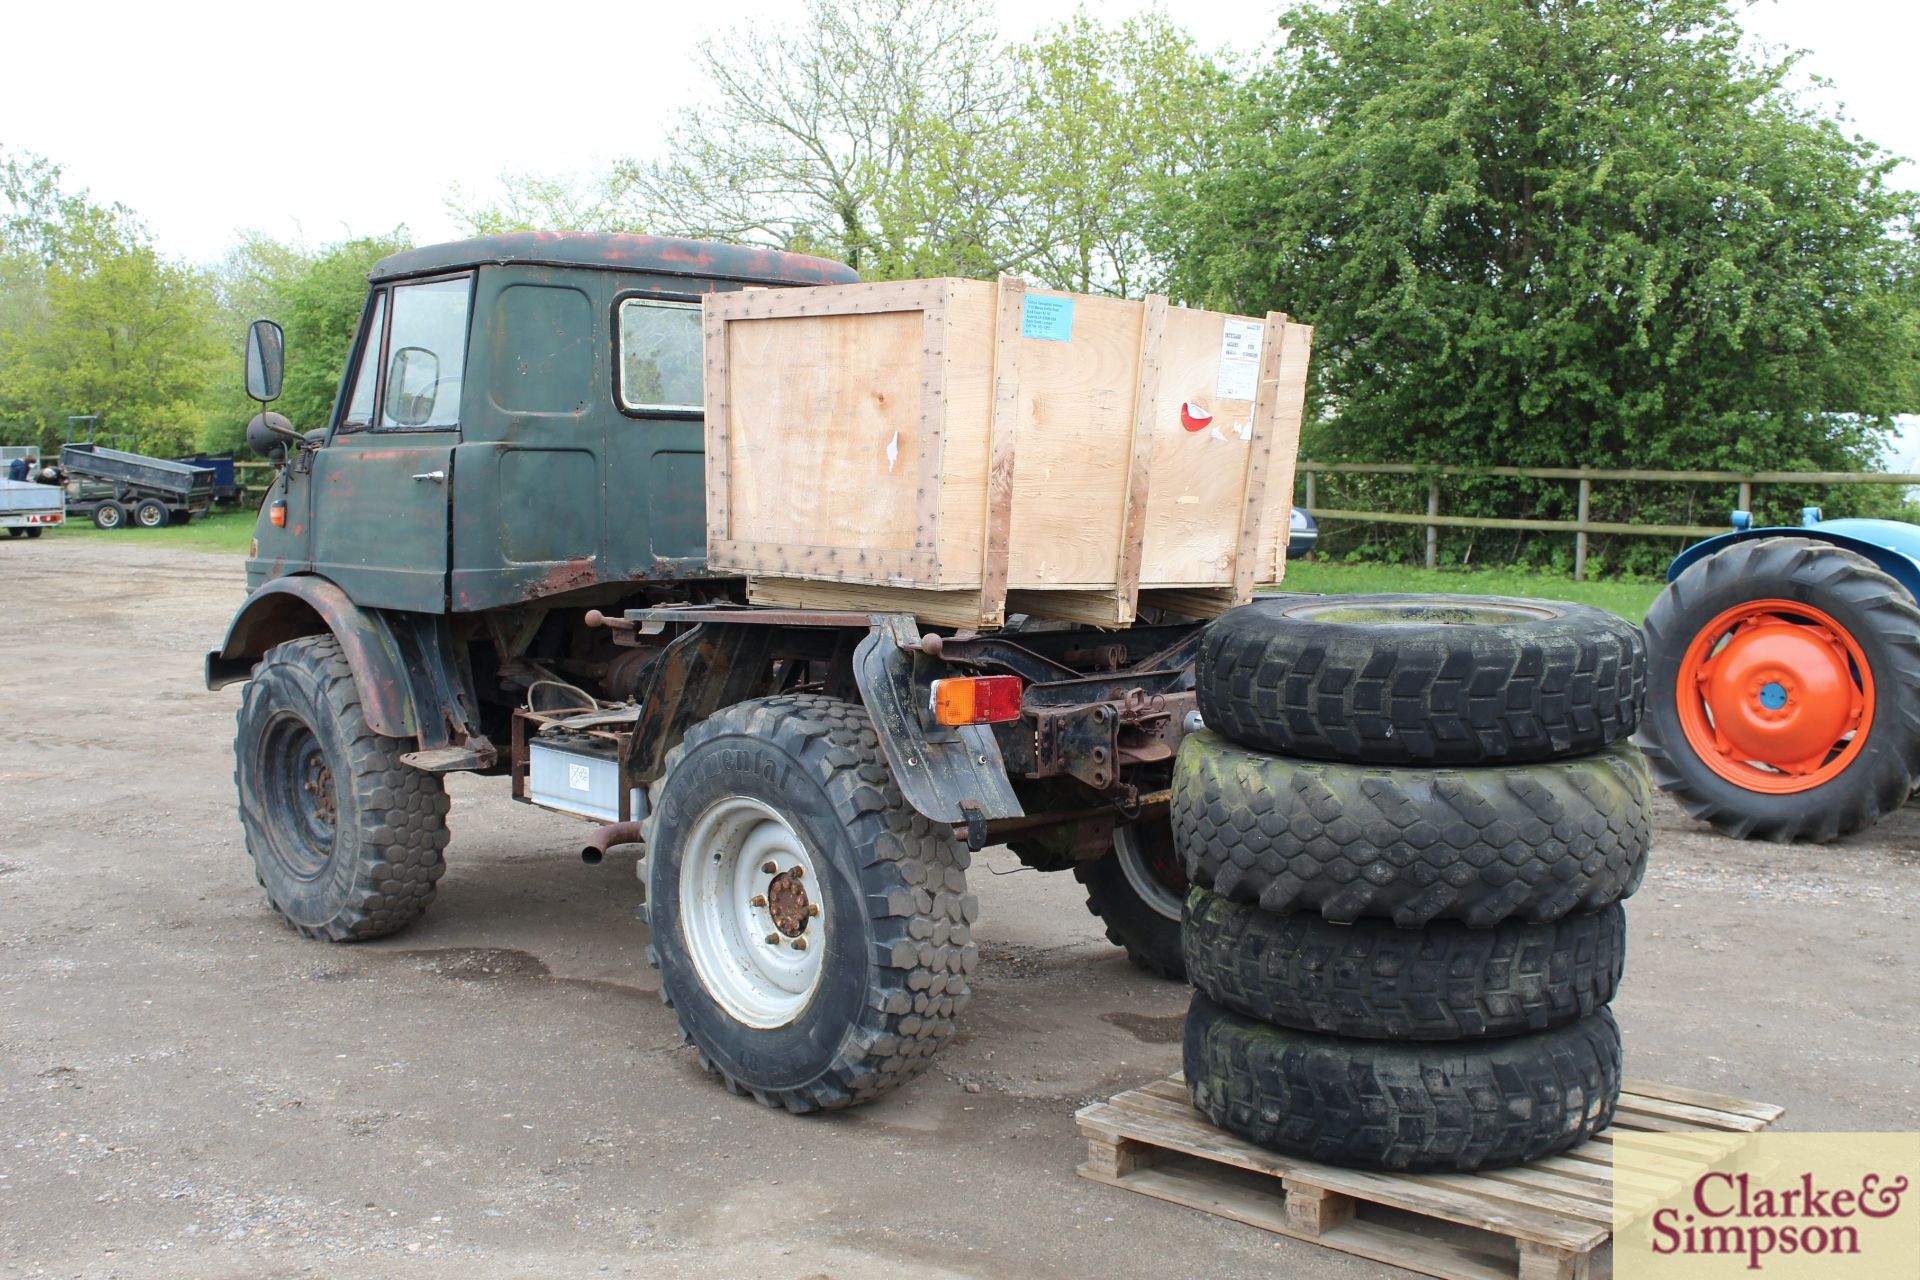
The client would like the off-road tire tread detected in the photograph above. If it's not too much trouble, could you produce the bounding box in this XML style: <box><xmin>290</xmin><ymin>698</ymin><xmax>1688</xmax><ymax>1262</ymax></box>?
<box><xmin>1182</xmin><ymin>888</ymin><xmax>1624</xmax><ymax>1039</ymax></box>
<box><xmin>1172</xmin><ymin>732</ymin><xmax>1651</xmax><ymax>927</ymax></box>
<box><xmin>235</xmin><ymin>634</ymin><xmax>449</xmax><ymax>942</ymax></box>
<box><xmin>1184</xmin><ymin>992</ymin><xmax>1622</xmax><ymax>1171</ymax></box>
<box><xmin>641</xmin><ymin>694</ymin><xmax>979</xmax><ymax>1113</ymax></box>
<box><xmin>1637</xmin><ymin>537</ymin><xmax>1920</xmax><ymax>842</ymax></box>
<box><xmin>1075</xmin><ymin>849</ymin><xmax>1186</xmax><ymax>981</ymax></box>
<box><xmin>1198</xmin><ymin>594</ymin><xmax>1646</xmax><ymax>764</ymax></box>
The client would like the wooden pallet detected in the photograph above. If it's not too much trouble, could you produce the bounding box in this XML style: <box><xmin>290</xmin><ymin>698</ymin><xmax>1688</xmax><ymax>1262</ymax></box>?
<box><xmin>1075</xmin><ymin>1074</ymin><xmax>1784</xmax><ymax>1280</ymax></box>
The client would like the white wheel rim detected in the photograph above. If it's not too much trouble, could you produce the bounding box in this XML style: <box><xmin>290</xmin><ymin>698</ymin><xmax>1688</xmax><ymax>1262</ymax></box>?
<box><xmin>679</xmin><ymin>796</ymin><xmax>825</xmax><ymax>1028</ymax></box>
<box><xmin>1115</xmin><ymin>824</ymin><xmax>1185</xmax><ymax>921</ymax></box>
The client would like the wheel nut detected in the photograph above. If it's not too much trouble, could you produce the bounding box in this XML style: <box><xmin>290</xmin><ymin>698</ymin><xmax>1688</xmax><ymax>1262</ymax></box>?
<box><xmin>764</xmin><ymin>933</ymin><xmax>779</xmax><ymax>945</ymax></box>
<box><xmin>807</xmin><ymin>904</ymin><xmax>820</xmax><ymax>918</ymax></box>
<box><xmin>790</xmin><ymin>937</ymin><xmax>807</xmax><ymax>951</ymax></box>
<box><xmin>750</xmin><ymin>895</ymin><xmax>767</xmax><ymax>907</ymax></box>
<box><xmin>790</xmin><ymin>865</ymin><xmax>804</xmax><ymax>880</ymax></box>
<box><xmin>761</xmin><ymin>861</ymin><xmax>777</xmax><ymax>874</ymax></box>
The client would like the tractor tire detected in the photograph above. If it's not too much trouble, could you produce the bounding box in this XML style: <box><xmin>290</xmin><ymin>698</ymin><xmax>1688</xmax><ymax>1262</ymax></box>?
<box><xmin>1184</xmin><ymin>992</ymin><xmax>1621</xmax><ymax>1171</ymax></box>
<box><xmin>1197</xmin><ymin>594</ymin><xmax>1644</xmax><ymax>764</ymax></box>
<box><xmin>1182</xmin><ymin>887</ymin><xmax>1624</xmax><ymax>1040</ymax></box>
<box><xmin>1638</xmin><ymin>537</ymin><xmax>1920</xmax><ymax>842</ymax></box>
<box><xmin>1074</xmin><ymin>818</ymin><xmax>1188</xmax><ymax>980</ymax></box>
<box><xmin>92</xmin><ymin>501</ymin><xmax>125</xmax><ymax>530</ymax></box>
<box><xmin>235</xmin><ymin>635</ymin><xmax>450</xmax><ymax>941</ymax></box>
<box><xmin>133</xmin><ymin>498</ymin><xmax>168</xmax><ymax>529</ymax></box>
<box><xmin>1172</xmin><ymin>731</ymin><xmax>1651</xmax><ymax>927</ymax></box>
<box><xmin>642</xmin><ymin>694</ymin><xmax>978</xmax><ymax>1112</ymax></box>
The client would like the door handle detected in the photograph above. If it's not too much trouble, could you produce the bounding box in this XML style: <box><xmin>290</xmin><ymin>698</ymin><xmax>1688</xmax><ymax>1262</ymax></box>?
<box><xmin>411</xmin><ymin>470</ymin><xmax>446</xmax><ymax>483</ymax></box>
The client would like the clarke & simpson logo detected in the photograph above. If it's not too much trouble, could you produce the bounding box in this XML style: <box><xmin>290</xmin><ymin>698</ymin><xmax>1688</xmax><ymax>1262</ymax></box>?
<box><xmin>1615</xmin><ymin>1133</ymin><xmax>1920</xmax><ymax>1279</ymax></box>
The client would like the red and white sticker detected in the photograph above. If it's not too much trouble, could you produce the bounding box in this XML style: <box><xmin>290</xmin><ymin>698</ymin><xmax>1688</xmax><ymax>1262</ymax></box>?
<box><xmin>1180</xmin><ymin>401</ymin><xmax>1213</xmax><ymax>432</ymax></box>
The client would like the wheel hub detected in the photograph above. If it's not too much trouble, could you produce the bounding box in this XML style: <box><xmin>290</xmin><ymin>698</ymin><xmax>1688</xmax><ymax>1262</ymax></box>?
<box><xmin>304</xmin><ymin>753</ymin><xmax>337</xmax><ymax>827</ymax></box>
<box><xmin>765</xmin><ymin>869</ymin><xmax>812</xmax><ymax>937</ymax></box>
<box><xmin>1678</xmin><ymin>598</ymin><xmax>1873</xmax><ymax>793</ymax></box>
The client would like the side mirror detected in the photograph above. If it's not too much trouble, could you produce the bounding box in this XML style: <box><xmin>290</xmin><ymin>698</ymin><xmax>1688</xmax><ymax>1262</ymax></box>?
<box><xmin>245</xmin><ymin>319</ymin><xmax>285</xmax><ymax>403</ymax></box>
<box><xmin>246</xmin><ymin>410</ymin><xmax>303</xmax><ymax>462</ymax></box>
<box><xmin>386</xmin><ymin>346</ymin><xmax>440</xmax><ymax>427</ymax></box>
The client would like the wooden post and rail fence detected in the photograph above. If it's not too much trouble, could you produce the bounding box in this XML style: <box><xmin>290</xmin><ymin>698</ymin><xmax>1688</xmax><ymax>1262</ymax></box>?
<box><xmin>1296</xmin><ymin>461</ymin><xmax>1920</xmax><ymax>580</ymax></box>
<box><xmin>232</xmin><ymin>459</ymin><xmax>1920</xmax><ymax>583</ymax></box>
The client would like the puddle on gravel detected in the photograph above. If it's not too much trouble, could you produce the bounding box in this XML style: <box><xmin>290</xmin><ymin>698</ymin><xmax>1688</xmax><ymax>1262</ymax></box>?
<box><xmin>1099</xmin><ymin>1011</ymin><xmax>1185</xmax><ymax>1043</ymax></box>
<box><xmin>394</xmin><ymin>947</ymin><xmax>552</xmax><ymax>982</ymax></box>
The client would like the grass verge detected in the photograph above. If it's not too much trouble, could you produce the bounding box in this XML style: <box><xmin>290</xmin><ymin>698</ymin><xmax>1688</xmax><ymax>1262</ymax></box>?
<box><xmin>41</xmin><ymin>508</ymin><xmax>258</xmax><ymax>554</ymax></box>
<box><xmin>1273</xmin><ymin>560</ymin><xmax>1662</xmax><ymax>622</ymax></box>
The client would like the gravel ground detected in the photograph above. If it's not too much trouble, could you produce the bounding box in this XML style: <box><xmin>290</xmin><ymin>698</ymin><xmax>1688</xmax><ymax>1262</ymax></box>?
<box><xmin>1</xmin><ymin>538</ymin><xmax>1915</xmax><ymax>1279</ymax></box>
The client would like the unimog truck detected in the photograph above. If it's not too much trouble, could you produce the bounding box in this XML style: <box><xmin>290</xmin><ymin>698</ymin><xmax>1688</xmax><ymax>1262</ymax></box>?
<box><xmin>210</xmin><ymin>232</ymin><xmax>1211</xmax><ymax>1111</ymax></box>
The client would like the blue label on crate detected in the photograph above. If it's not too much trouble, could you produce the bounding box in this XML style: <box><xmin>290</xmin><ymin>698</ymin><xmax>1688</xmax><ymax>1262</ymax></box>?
<box><xmin>1021</xmin><ymin>294</ymin><xmax>1074</xmax><ymax>342</ymax></box>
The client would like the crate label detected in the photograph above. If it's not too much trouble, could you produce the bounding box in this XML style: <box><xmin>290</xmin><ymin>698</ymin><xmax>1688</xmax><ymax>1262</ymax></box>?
<box><xmin>568</xmin><ymin>762</ymin><xmax>591</xmax><ymax>792</ymax></box>
<box><xmin>1217</xmin><ymin>319</ymin><xmax>1263</xmax><ymax>400</ymax></box>
<box><xmin>1021</xmin><ymin>294</ymin><xmax>1074</xmax><ymax>342</ymax></box>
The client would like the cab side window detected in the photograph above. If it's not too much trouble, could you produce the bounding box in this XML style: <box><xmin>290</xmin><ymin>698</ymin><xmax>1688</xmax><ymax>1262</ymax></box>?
<box><xmin>617</xmin><ymin>297</ymin><xmax>703</xmax><ymax>413</ymax></box>
<box><xmin>379</xmin><ymin>276</ymin><xmax>472</xmax><ymax>430</ymax></box>
<box><xmin>338</xmin><ymin>292</ymin><xmax>386</xmax><ymax>431</ymax></box>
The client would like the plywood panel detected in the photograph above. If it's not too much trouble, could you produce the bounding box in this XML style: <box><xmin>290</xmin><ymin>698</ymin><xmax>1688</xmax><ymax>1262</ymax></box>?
<box><xmin>1005</xmin><ymin>291</ymin><xmax>1145</xmax><ymax>588</ymax></box>
<box><xmin>936</xmin><ymin>280</ymin><xmax>998</xmax><ymax>584</ymax></box>
<box><xmin>1137</xmin><ymin>307</ymin><xmax>1263</xmax><ymax>586</ymax></box>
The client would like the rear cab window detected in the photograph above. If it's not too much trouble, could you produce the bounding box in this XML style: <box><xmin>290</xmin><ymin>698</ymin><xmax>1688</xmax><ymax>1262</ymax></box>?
<box><xmin>617</xmin><ymin>297</ymin><xmax>702</xmax><ymax>414</ymax></box>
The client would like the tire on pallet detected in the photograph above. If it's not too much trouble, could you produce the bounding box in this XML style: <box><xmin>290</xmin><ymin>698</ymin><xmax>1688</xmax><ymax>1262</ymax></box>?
<box><xmin>1172</xmin><ymin>731</ymin><xmax>1651</xmax><ymax>927</ymax></box>
<box><xmin>1638</xmin><ymin>536</ymin><xmax>1920</xmax><ymax>842</ymax></box>
<box><xmin>235</xmin><ymin>634</ymin><xmax>450</xmax><ymax>941</ymax></box>
<box><xmin>1182</xmin><ymin>887</ymin><xmax>1624</xmax><ymax>1039</ymax></box>
<box><xmin>1184</xmin><ymin>991</ymin><xmax>1621</xmax><ymax>1171</ymax></box>
<box><xmin>641</xmin><ymin>694</ymin><xmax>979</xmax><ymax>1112</ymax></box>
<box><xmin>1197</xmin><ymin>594</ymin><xmax>1645</xmax><ymax>764</ymax></box>
<box><xmin>1073</xmin><ymin>818</ymin><xmax>1188</xmax><ymax>981</ymax></box>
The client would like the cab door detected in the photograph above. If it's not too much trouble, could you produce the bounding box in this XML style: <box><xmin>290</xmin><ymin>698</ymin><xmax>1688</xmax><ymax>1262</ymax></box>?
<box><xmin>309</xmin><ymin>275</ymin><xmax>472</xmax><ymax>613</ymax></box>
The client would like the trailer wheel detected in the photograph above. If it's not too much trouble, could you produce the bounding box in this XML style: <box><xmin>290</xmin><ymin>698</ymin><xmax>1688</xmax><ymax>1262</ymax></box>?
<box><xmin>1075</xmin><ymin>819</ymin><xmax>1187</xmax><ymax>980</ymax></box>
<box><xmin>92</xmin><ymin>501</ymin><xmax>125</xmax><ymax>530</ymax></box>
<box><xmin>6</xmin><ymin>528</ymin><xmax>21</xmax><ymax>538</ymax></box>
<box><xmin>1639</xmin><ymin>536</ymin><xmax>1920</xmax><ymax>841</ymax></box>
<box><xmin>133</xmin><ymin>499</ymin><xmax>168</xmax><ymax>529</ymax></box>
<box><xmin>642</xmin><ymin>694</ymin><xmax>978</xmax><ymax>1112</ymax></box>
<box><xmin>234</xmin><ymin>635</ymin><xmax>450</xmax><ymax>941</ymax></box>
<box><xmin>24</xmin><ymin>528</ymin><xmax>42</xmax><ymax>538</ymax></box>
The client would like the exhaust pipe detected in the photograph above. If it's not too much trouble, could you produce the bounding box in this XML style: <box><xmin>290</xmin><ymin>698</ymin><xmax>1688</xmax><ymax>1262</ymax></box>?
<box><xmin>581</xmin><ymin>821</ymin><xmax>646</xmax><ymax>864</ymax></box>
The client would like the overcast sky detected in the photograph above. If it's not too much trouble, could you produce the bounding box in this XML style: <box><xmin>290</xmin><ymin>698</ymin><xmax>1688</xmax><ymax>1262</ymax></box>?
<box><xmin>1</xmin><ymin>1</ymin><xmax>1915</xmax><ymax>265</ymax></box>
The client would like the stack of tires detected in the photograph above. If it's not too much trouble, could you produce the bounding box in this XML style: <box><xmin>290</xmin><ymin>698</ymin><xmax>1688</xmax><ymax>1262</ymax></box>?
<box><xmin>1172</xmin><ymin>595</ymin><xmax>1651</xmax><ymax>1172</ymax></box>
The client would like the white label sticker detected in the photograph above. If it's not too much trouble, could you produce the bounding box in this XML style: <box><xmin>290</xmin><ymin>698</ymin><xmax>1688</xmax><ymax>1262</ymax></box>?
<box><xmin>567</xmin><ymin>762</ymin><xmax>591</xmax><ymax>792</ymax></box>
<box><xmin>1217</xmin><ymin>319</ymin><xmax>1263</xmax><ymax>401</ymax></box>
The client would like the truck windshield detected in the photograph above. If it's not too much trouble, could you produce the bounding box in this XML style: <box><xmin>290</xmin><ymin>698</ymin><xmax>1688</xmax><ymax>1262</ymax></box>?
<box><xmin>618</xmin><ymin>298</ymin><xmax>702</xmax><ymax>413</ymax></box>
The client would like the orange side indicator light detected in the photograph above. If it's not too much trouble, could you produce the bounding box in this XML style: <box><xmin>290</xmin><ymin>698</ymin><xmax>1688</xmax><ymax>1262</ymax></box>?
<box><xmin>269</xmin><ymin>500</ymin><xmax>287</xmax><ymax>528</ymax></box>
<box><xmin>931</xmin><ymin>675</ymin><xmax>1024</xmax><ymax>726</ymax></box>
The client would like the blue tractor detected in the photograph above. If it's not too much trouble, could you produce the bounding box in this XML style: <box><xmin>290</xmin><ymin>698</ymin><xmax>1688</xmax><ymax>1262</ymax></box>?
<box><xmin>1639</xmin><ymin>508</ymin><xmax>1920</xmax><ymax>842</ymax></box>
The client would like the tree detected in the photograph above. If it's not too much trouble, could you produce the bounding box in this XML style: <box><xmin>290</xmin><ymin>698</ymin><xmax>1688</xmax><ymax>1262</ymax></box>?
<box><xmin>202</xmin><ymin>230</ymin><xmax>413</xmax><ymax>451</ymax></box>
<box><xmin>1159</xmin><ymin>0</ymin><xmax>1920</xmax><ymax>484</ymax></box>
<box><xmin>0</xmin><ymin>148</ymin><xmax>221</xmax><ymax>456</ymax></box>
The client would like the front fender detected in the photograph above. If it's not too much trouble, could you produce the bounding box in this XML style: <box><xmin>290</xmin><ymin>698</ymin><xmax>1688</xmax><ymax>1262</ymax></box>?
<box><xmin>1667</xmin><ymin>521</ymin><xmax>1920</xmax><ymax>603</ymax></box>
<box><xmin>204</xmin><ymin>575</ymin><xmax>417</xmax><ymax>738</ymax></box>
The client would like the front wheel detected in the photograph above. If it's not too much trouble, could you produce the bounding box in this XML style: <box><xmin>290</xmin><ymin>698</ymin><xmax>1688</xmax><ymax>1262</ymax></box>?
<box><xmin>235</xmin><ymin>635</ymin><xmax>450</xmax><ymax>939</ymax></box>
<box><xmin>1075</xmin><ymin>818</ymin><xmax>1187</xmax><ymax>980</ymax></box>
<box><xmin>1639</xmin><ymin>537</ymin><xmax>1920</xmax><ymax>842</ymax></box>
<box><xmin>642</xmin><ymin>694</ymin><xmax>978</xmax><ymax>1112</ymax></box>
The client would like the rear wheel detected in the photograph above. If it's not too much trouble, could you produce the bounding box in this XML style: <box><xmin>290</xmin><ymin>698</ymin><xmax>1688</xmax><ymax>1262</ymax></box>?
<box><xmin>92</xmin><ymin>501</ymin><xmax>125</xmax><ymax>530</ymax></box>
<box><xmin>5</xmin><ymin>528</ymin><xmax>21</xmax><ymax>538</ymax></box>
<box><xmin>235</xmin><ymin>635</ymin><xmax>450</xmax><ymax>940</ymax></box>
<box><xmin>1074</xmin><ymin>818</ymin><xmax>1187</xmax><ymax>979</ymax></box>
<box><xmin>23</xmin><ymin>527</ymin><xmax>41</xmax><ymax>538</ymax></box>
<box><xmin>133</xmin><ymin>499</ymin><xmax>168</xmax><ymax>529</ymax></box>
<box><xmin>1639</xmin><ymin>537</ymin><xmax>1920</xmax><ymax>841</ymax></box>
<box><xmin>642</xmin><ymin>695</ymin><xmax>978</xmax><ymax>1111</ymax></box>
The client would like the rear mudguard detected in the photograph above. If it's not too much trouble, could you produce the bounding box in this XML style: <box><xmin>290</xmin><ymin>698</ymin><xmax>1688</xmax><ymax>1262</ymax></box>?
<box><xmin>1668</xmin><ymin>519</ymin><xmax>1920</xmax><ymax>602</ymax></box>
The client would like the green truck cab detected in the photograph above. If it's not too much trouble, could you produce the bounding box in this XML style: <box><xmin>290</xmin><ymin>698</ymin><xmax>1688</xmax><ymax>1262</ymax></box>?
<box><xmin>210</xmin><ymin>233</ymin><xmax>1198</xmax><ymax>1112</ymax></box>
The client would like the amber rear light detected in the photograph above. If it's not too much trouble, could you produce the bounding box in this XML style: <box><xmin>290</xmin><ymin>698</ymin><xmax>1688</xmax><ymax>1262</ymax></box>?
<box><xmin>931</xmin><ymin>675</ymin><xmax>1023</xmax><ymax>726</ymax></box>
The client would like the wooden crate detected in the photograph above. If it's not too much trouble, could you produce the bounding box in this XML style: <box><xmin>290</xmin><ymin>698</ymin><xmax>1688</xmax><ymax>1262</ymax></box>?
<box><xmin>1075</xmin><ymin>1074</ymin><xmax>1784</xmax><ymax>1280</ymax></box>
<box><xmin>703</xmin><ymin>276</ymin><xmax>1311</xmax><ymax>628</ymax></box>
